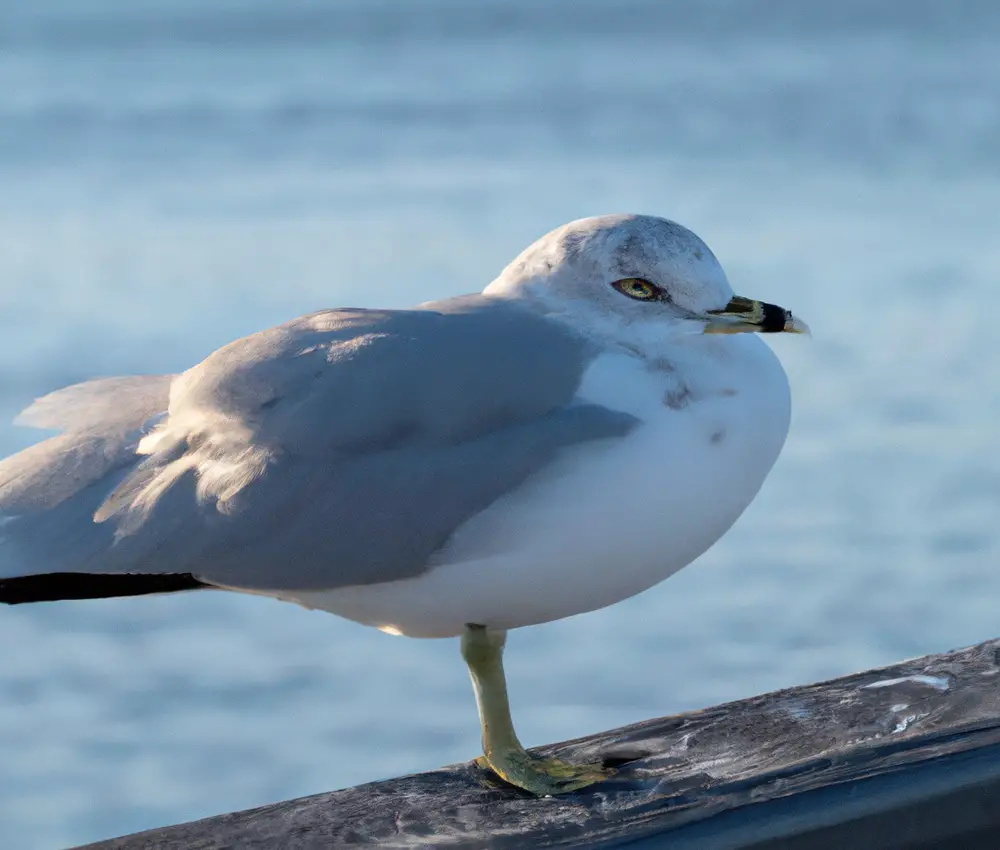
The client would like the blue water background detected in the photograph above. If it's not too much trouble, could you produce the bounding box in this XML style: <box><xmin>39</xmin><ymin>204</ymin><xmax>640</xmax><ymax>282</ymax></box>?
<box><xmin>1</xmin><ymin>2</ymin><xmax>999</xmax><ymax>847</ymax></box>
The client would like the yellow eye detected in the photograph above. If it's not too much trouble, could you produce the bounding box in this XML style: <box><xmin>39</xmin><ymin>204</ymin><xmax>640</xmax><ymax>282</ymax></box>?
<box><xmin>611</xmin><ymin>278</ymin><xmax>662</xmax><ymax>301</ymax></box>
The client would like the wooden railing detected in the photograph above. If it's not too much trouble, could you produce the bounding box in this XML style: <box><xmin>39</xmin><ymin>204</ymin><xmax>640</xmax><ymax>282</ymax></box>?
<box><xmin>77</xmin><ymin>637</ymin><xmax>1000</xmax><ymax>849</ymax></box>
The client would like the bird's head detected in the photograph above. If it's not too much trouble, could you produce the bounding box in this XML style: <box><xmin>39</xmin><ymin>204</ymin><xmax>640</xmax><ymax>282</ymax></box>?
<box><xmin>484</xmin><ymin>214</ymin><xmax>808</xmax><ymax>348</ymax></box>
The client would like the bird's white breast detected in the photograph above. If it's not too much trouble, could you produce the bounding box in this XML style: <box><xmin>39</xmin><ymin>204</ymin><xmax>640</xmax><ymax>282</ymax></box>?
<box><xmin>292</xmin><ymin>335</ymin><xmax>791</xmax><ymax>638</ymax></box>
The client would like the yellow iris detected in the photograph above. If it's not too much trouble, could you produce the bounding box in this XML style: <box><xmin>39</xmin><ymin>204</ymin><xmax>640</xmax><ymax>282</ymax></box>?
<box><xmin>613</xmin><ymin>278</ymin><xmax>659</xmax><ymax>300</ymax></box>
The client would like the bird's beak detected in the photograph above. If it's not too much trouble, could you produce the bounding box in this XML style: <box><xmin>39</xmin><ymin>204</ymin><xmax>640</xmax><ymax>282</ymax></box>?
<box><xmin>703</xmin><ymin>295</ymin><xmax>810</xmax><ymax>335</ymax></box>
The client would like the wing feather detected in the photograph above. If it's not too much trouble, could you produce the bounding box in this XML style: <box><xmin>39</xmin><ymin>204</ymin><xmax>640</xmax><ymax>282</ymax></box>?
<box><xmin>1</xmin><ymin>298</ymin><xmax>637</xmax><ymax>589</ymax></box>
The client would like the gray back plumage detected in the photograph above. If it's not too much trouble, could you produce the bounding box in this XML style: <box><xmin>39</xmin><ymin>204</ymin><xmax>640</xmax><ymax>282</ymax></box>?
<box><xmin>0</xmin><ymin>296</ymin><xmax>636</xmax><ymax>590</ymax></box>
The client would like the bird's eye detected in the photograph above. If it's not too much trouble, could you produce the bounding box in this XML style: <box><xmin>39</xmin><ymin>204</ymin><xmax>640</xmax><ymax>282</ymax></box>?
<box><xmin>611</xmin><ymin>278</ymin><xmax>664</xmax><ymax>301</ymax></box>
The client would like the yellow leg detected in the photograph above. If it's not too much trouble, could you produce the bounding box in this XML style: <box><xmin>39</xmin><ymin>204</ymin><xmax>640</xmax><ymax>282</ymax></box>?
<box><xmin>461</xmin><ymin>624</ymin><xmax>614</xmax><ymax>795</ymax></box>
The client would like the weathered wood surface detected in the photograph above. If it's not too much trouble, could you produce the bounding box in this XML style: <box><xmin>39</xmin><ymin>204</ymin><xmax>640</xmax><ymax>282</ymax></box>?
<box><xmin>78</xmin><ymin>638</ymin><xmax>1000</xmax><ymax>849</ymax></box>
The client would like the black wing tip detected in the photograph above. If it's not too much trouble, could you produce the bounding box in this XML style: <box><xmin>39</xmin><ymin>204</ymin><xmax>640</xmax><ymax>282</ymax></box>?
<box><xmin>0</xmin><ymin>573</ymin><xmax>208</xmax><ymax>605</ymax></box>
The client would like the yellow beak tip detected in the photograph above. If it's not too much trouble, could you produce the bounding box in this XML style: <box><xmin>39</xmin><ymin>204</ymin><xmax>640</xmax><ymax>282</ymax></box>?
<box><xmin>785</xmin><ymin>317</ymin><xmax>811</xmax><ymax>336</ymax></box>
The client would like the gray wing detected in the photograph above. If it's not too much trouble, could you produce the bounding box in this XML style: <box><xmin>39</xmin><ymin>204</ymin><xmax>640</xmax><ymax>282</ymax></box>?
<box><xmin>0</xmin><ymin>296</ymin><xmax>636</xmax><ymax>590</ymax></box>
<box><xmin>1</xmin><ymin>376</ymin><xmax>173</xmax><ymax>512</ymax></box>
<box><xmin>0</xmin><ymin>375</ymin><xmax>173</xmax><ymax>578</ymax></box>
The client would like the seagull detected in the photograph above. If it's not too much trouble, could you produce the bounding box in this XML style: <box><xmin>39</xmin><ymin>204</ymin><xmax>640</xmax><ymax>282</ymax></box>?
<box><xmin>0</xmin><ymin>214</ymin><xmax>806</xmax><ymax>795</ymax></box>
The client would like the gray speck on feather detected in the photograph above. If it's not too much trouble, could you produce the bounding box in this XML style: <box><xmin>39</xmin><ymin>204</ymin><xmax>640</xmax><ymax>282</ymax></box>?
<box><xmin>663</xmin><ymin>385</ymin><xmax>693</xmax><ymax>410</ymax></box>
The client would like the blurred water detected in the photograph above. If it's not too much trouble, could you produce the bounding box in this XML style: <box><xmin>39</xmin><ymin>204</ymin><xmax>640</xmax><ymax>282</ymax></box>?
<box><xmin>1</xmin><ymin>1</ymin><xmax>999</xmax><ymax>847</ymax></box>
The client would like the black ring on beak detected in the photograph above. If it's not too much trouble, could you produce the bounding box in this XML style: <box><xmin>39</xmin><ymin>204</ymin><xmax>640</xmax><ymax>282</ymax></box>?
<box><xmin>760</xmin><ymin>302</ymin><xmax>789</xmax><ymax>333</ymax></box>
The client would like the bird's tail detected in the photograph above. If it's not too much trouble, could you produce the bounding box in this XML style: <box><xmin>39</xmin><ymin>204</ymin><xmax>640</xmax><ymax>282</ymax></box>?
<box><xmin>0</xmin><ymin>375</ymin><xmax>210</xmax><ymax>605</ymax></box>
<box><xmin>0</xmin><ymin>572</ymin><xmax>207</xmax><ymax>605</ymax></box>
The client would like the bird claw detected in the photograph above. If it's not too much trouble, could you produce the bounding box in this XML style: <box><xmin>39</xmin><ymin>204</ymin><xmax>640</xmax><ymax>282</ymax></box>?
<box><xmin>475</xmin><ymin>752</ymin><xmax>615</xmax><ymax>795</ymax></box>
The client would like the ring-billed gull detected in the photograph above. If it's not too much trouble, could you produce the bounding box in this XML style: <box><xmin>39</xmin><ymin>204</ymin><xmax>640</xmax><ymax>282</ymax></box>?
<box><xmin>0</xmin><ymin>214</ymin><xmax>806</xmax><ymax>794</ymax></box>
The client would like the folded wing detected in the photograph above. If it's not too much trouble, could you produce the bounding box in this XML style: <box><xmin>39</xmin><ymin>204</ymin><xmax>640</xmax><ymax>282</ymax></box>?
<box><xmin>0</xmin><ymin>297</ymin><xmax>636</xmax><ymax>598</ymax></box>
